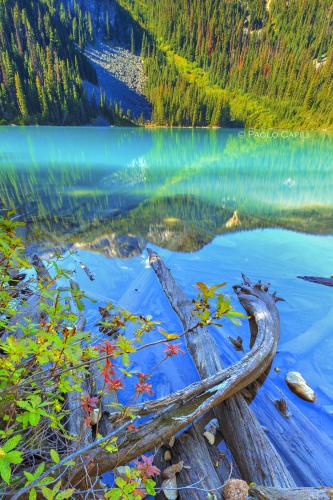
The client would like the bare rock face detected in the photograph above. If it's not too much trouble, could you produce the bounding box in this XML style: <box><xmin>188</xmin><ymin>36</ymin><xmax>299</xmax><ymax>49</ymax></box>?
<box><xmin>223</xmin><ymin>479</ymin><xmax>249</xmax><ymax>500</ymax></box>
<box><xmin>75</xmin><ymin>233</ymin><xmax>146</xmax><ymax>258</ymax></box>
<box><xmin>285</xmin><ymin>371</ymin><xmax>316</xmax><ymax>402</ymax></box>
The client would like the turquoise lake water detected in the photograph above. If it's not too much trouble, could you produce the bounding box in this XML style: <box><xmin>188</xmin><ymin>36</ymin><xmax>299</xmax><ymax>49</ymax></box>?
<box><xmin>0</xmin><ymin>126</ymin><xmax>333</xmax><ymax>479</ymax></box>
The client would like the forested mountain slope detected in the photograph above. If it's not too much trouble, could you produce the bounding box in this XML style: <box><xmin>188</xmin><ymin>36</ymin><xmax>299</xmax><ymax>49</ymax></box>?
<box><xmin>0</xmin><ymin>0</ymin><xmax>97</xmax><ymax>124</ymax></box>
<box><xmin>119</xmin><ymin>0</ymin><xmax>333</xmax><ymax>128</ymax></box>
<box><xmin>0</xmin><ymin>0</ymin><xmax>143</xmax><ymax>124</ymax></box>
<box><xmin>0</xmin><ymin>0</ymin><xmax>332</xmax><ymax>127</ymax></box>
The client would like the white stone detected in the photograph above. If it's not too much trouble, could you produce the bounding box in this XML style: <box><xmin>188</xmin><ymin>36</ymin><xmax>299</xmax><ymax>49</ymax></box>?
<box><xmin>285</xmin><ymin>371</ymin><xmax>316</xmax><ymax>402</ymax></box>
<box><xmin>162</xmin><ymin>477</ymin><xmax>178</xmax><ymax>500</ymax></box>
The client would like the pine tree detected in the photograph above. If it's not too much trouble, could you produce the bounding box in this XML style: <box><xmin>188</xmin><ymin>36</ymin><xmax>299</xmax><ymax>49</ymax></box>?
<box><xmin>14</xmin><ymin>72</ymin><xmax>28</xmax><ymax>118</ymax></box>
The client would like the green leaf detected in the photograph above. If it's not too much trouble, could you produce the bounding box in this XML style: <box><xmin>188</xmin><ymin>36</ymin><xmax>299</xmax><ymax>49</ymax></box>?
<box><xmin>24</xmin><ymin>471</ymin><xmax>35</xmax><ymax>483</ymax></box>
<box><xmin>56</xmin><ymin>488</ymin><xmax>75</xmax><ymax>499</ymax></box>
<box><xmin>50</xmin><ymin>448</ymin><xmax>60</xmax><ymax>464</ymax></box>
<box><xmin>6</xmin><ymin>450</ymin><xmax>23</xmax><ymax>464</ymax></box>
<box><xmin>38</xmin><ymin>475</ymin><xmax>55</xmax><ymax>485</ymax></box>
<box><xmin>228</xmin><ymin>317</ymin><xmax>241</xmax><ymax>327</ymax></box>
<box><xmin>106</xmin><ymin>490</ymin><xmax>122</xmax><ymax>500</ymax></box>
<box><xmin>122</xmin><ymin>353</ymin><xmax>130</xmax><ymax>366</ymax></box>
<box><xmin>115</xmin><ymin>476</ymin><xmax>126</xmax><ymax>488</ymax></box>
<box><xmin>0</xmin><ymin>460</ymin><xmax>11</xmax><ymax>484</ymax></box>
<box><xmin>29</xmin><ymin>489</ymin><xmax>37</xmax><ymax>500</ymax></box>
<box><xmin>3</xmin><ymin>434</ymin><xmax>21</xmax><ymax>452</ymax></box>
<box><xmin>41</xmin><ymin>486</ymin><xmax>54</xmax><ymax>500</ymax></box>
<box><xmin>29</xmin><ymin>413</ymin><xmax>41</xmax><ymax>426</ymax></box>
<box><xmin>145</xmin><ymin>478</ymin><xmax>156</xmax><ymax>495</ymax></box>
<box><xmin>63</xmin><ymin>460</ymin><xmax>75</xmax><ymax>466</ymax></box>
<box><xmin>34</xmin><ymin>462</ymin><xmax>46</xmax><ymax>478</ymax></box>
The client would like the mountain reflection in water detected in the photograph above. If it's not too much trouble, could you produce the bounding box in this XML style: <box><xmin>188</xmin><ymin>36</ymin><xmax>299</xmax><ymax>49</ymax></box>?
<box><xmin>0</xmin><ymin>126</ymin><xmax>332</xmax><ymax>255</ymax></box>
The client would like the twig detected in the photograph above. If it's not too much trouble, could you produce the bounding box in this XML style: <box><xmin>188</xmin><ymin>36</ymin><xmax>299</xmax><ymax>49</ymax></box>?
<box><xmin>11</xmin><ymin>419</ymin><xmax>133</xmax><ymax>500</ymax></box>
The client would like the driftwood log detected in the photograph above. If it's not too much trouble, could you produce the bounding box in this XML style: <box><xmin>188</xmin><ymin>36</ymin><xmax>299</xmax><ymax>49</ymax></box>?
<box><xmin>121</xmin><ymin>271</ymin><xmax>240</xmax><ymax>495</ymax></box>
<box><xmin>147</xmin><ymin>248</ymin><xmax>294</xmax><ymax>490</ymax></box>
<box><xmin>298</xmin><ymin>276</ymin><xmax>333</xmax><ymax>288</ymax></box>
<box><xmin>67</xmin><ymin>262</ymin><xmax>333</xmax><ymax>488</ymax></box>
<box><xmin>249</xmin><ymin>485</ymin><xmax>333</xmax><ymax>499</ymax></box>
<box><xmin>65</xmin><ymin>258</ymin><xmax>294</xmax><ymax>488</ymax></box>
<box><xmin>11</xmin><ymin>259</ymin><xmax>333</xmax><ymax>498</ymax></box>
<box><xmin>147</xmin><ymin>254</ymin><xmax>333</xmax><ymax>486</ymax></box>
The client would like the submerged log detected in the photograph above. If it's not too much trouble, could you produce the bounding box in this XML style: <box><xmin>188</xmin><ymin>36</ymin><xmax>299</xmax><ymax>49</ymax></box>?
<box><xmin>155</xmin><ymin>411</ymin><xmax>240</xmax><ymax>500</ymax></box>
<box><xmin>209</xmin><ymin>279</ymin><xmax>333</xmax><ymax>486</ymax></box>
<box><xmin>148</xmin><ymin>248</ymin><xmax>295</xmax><ymax>488</ymax></box>
<box><xmin>67</xmin><ymin>258</ymin><xmax>296</xmax><ymax>488</ymax></box>
<box><xmin>298</xmin><ymin>276</ymin><xmax>333</xmax><ymax>288</ymax></box>
<box><xmin>249</xmin><ymin>485</ymin><xmax>333</xmax><ymax>499</ymax></box>
<box><xmin>61</xmin><ymin>259</ymin><xmax>333</xmax><ymax>490</ymax></box>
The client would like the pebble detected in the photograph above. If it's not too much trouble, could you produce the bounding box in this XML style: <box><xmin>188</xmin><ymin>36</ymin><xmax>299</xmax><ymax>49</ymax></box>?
<box><xmin>285</xmin><ymin>371</ymin><xmax>316</xmax><ymax>402</ymax></box>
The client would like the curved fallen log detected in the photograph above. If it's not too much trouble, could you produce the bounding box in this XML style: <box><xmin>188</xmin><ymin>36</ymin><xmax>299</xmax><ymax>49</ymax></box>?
<box><xmin>147</xmin><ymin>249</ymin><xmax>294</xmax><ymax>488</ymax></box>
<box><xmin>249</xmin><ymin>485</ymin><xmax>333</xmax><ymax>499</ymax></box>
<box><xmin>65</xmin><ymin>264</ymin><xmax>291</xmax><ymax>488</ymax></box>
<box><xmin>122</xmin><ymin>270</ymin><xmax>235</xmax><ymax>497</ymax></box>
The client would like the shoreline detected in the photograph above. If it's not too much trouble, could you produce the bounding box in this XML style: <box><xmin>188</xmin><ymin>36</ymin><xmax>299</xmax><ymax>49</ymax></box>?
<box><xmin>2</xmin><ymin>123</ymin><xmax>333</xmax><ymax>133</ymax></box>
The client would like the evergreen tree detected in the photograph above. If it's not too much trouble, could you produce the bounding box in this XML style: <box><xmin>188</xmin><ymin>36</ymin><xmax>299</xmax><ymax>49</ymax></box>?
<box><xmin>14</xmin><ymin>72</ymin><xmax>28</xmax><ymax>118</ymax></box>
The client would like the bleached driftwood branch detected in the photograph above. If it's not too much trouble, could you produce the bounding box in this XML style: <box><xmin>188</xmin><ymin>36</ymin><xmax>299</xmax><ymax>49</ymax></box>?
<box><xmin>147</xmin><ymin>248</ymin><xmax>294</xmax><ymax>489</ymax></box>
<box><xmin>66</xmin><ymin>256</ymin><xmax>289</xmax><ymax>487</ymax></box>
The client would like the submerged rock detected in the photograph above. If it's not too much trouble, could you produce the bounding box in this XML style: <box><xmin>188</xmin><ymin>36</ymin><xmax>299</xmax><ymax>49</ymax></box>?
<box><xmin>285</xmin><ymin>371</ymin><xmax>316</xmax><ymax>402</ymax></box>
<box><xmin>203</xmin><ymin>418</ymin><xmax>219</xmax><ymax>445</ymax></box>
<box><xmin>168</xmin><ymin>435</ymin><xmax>176</xmax><ymax>448</ymax></box>
<box><xmin>161</xmin><ymin>477</ymin><xmax>178</xmax><ymax>499</ymax></box>
<box><xmin>274</xmin><ymin>398</ymin><xmax>291</xmax><ymax>418</ymax></box>
<box><xmin>223</xmin><ymin>479</ymin><xmax>249</xmax><ymax>499</ymax></box>
<box><xmin>162</xmin><ymin>461</ymin><xmax>183</xmax><ymax>479</ymax></box>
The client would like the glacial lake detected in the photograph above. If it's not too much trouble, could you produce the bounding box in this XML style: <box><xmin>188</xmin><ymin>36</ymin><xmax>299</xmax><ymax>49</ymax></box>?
<box><xmin>1</xmin><ymin>126</ymin><xmax>333</xmax><ymax>476</ymax></box>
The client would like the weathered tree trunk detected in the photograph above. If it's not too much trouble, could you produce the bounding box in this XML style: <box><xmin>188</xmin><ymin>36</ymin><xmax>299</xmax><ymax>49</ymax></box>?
<box><xmin>121</xmin><ymin>270</ymin><xmax>233</xmax><ymax>498</ymax></box>
<box><xmin>67</xmin><ymin>258</ymin><xmax>293</xmax><ymax>488</ymax></box>
<box><xmin>155</xmin><ymin>410</ymin><xmax>240</xmax><ymax>500</ymax></box>
<box><xmin>147</xmin><ymin>253</ymin><xmax>333</xmax><ymax>487</ymax></box>
<box><xmin>148</xmin><ymin>248</ymin><xmax>295</xmax><ymax>488</ymax></box>
<box><xmin>249</xmin><ymin>485</ymin><xmax>333</xmax><ymax>499</ymax></box>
